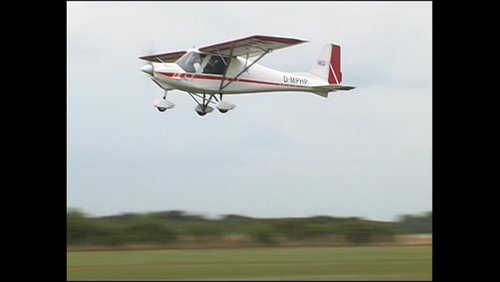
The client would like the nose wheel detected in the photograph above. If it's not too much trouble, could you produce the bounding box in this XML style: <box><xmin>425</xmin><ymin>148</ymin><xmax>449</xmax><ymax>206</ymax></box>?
<box><xmin>153</xmin><ymin>91</ymin><xmax>175</xmax><ymax>112</ymax></box>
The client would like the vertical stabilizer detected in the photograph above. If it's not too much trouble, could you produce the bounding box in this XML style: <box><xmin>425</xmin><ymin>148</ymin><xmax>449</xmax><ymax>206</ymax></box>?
<box><xmin>310</xmin><ymin>44</ymin><xmax>342</xmax><ymax>84</ymax></box>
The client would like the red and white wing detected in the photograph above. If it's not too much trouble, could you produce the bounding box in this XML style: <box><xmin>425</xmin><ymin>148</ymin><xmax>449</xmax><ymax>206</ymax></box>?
<box><xmin>198</xmin><ymin>35</ymin><xmax>307</xmax><ymax>57</ymax></box>
<box><xmin>139</xmin><ymin>50</ymin><xmax>187</xmax><ymax>63</ymax></box>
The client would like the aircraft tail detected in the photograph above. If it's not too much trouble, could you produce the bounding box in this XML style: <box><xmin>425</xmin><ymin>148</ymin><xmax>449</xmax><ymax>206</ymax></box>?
<box><xmin>309</xmin><ymin>43</ymin><xmax>343</xmax><ymax>84</ymax></box>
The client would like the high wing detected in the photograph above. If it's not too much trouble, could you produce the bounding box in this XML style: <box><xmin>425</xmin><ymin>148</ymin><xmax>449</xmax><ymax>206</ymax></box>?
<box><xmin>198</xmin><ymin>35</ymin><xmax>307</xmax><ymax>57</ymax></box>
<box><xmin>138</xmin><ymin>35</ymin><xmax>306</xmax><ymax>62</ymax></box>
<box><xmin>139</xmin><ymin>50</ymin><xmax>187</xmax><ymax>63</ymax></box>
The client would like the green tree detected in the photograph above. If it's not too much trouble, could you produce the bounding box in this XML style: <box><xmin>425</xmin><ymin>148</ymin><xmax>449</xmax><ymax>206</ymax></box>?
<box><xmin>397</xmin><ymin>212</ymin><xmax>432</xmax><ymax>233</ymax></box>
<box><xmin>186</xmin><ymin>222</ymin><xmax>223</xmax><ymax>241</ymax></box>
<box><xmin>248</xmin><ymin>224</ymin><xmax>277</xmax><ymax>245</ymax></box>
<box><xmin>125</xmin><ymin>216</ymin><xmax>178</xmax><ymax>244</ymax></box>
<box><xmin>67</xmin><ymin>209</ymin><xmax>93</xmax><ymax>245</ymax></box>
<box><xmin>272</xmin><ymin>219</ymin><xmax>308</xmax><ymax>240</ymax></box>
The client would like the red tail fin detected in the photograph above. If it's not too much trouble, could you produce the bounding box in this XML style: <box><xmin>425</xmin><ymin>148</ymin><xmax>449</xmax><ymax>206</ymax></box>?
<box><xmin>329</xmin><ymin>44</ymin><xmax>342</xmax><ymax>84</ymax></box>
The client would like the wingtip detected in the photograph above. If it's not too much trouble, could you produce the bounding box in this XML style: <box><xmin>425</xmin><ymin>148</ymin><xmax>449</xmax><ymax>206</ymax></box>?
<box><xmin>251</xmin><ymin>34</ymin><xmax>308</xmax><ymax>44</ymax></box>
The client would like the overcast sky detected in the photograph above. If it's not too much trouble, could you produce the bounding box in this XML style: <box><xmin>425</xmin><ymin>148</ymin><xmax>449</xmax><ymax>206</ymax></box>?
<box><xmin>67</xmin><ymin>1</ymin><xmax>432</xmax><ymax>221</ymax></box>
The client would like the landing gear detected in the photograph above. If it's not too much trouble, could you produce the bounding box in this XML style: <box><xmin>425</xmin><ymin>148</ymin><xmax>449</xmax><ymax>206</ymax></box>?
<box><xmin>188</xmin><ymin>93</ymin><xmax>234</xmax><ymax>116</ymax></box>
<box><xmin>153</xmin><ymin>91</ymin><xmax>175</xmax><ymax>112</ymax></box>
<box><xmin>189</xmin><ymin>93</ymin><xmax>215</xmax><ymax>116</ymax></box>
<box><xmin>195</xmin><ymin>104</ymin><xmax>214</xmax><ymax>116</ymax></box>
<box><xmin>152</xmin><ymin>91</ymin><xmax>235</xmax><ymax>116</ymax></box>
<box><xmin>216</xmin><ymin>100</ymin><xmax>236</xmax><ymax>113</ymax></box>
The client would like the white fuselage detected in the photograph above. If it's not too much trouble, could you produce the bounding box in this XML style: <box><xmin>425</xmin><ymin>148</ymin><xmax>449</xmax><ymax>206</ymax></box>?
<box><xmin>150</xmin><ymin>54</ymin><xmax>327</xmax><ymax>95</ymax></box>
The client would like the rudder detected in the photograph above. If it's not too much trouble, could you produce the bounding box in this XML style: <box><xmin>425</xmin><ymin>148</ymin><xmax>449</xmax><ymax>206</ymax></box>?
<box><xmin>309</xmin><ymin>44</ymin><xmax>342</xmax><ymax>85</ymax></box>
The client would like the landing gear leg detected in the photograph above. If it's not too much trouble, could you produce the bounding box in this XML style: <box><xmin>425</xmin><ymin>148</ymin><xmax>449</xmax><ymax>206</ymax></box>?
<box><xmin>188</xmin><ymin>93</ymin><xmax>215</xmax><ymax>116</ymax></box>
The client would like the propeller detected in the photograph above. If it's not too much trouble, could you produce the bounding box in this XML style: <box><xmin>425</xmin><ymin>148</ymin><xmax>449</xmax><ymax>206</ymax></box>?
<box><xmin>139</xmin><ymin>41</ymin><xmax>157</xmax><ymax>75</ymax></box>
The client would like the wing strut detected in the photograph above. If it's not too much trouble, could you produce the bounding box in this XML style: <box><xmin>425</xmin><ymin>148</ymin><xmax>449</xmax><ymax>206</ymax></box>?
<box><xmin>219</xmin><ymin>49</ymin><xmax>271</xmax><ymax>91</ymax></box>
<box><xmin>219</xmin><ymin>44</ymin><xmax>234</xmax><ymax>91</ymax></box>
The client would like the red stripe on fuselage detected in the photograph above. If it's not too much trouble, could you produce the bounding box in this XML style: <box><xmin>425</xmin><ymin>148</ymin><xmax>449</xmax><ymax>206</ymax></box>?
<box><xmin>157</xmin><ymin>72</ymin><xmax>310</xmax><ymax>88</ymax></box>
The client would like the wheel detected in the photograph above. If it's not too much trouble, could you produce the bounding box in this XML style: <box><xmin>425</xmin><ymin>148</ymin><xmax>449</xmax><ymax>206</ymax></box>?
<box><xmin>216</xmin><ymin>101</ymin><xmax>235</xmax><ymax>112</ymax></box>
<box><xmin>194</xmin><ymin>105</ymin><xmax>213</xmax><ymax>116</ymax></box>
<box><xmin>154</xmin><ymin>99</ymin><xmax>174</xmax><ymax>111</ymax></box>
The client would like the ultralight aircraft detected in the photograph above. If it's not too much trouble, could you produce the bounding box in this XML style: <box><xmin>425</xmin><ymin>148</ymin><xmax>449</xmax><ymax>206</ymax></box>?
<box><xmin>139</xmin><ymin>35</ymin><xmax>355</xmax><ymax>116</ymax></box>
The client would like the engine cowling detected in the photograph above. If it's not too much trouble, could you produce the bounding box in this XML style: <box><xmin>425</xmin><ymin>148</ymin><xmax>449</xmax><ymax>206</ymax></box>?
<box><xmin>140</xmin><ymin>64</ymin><xmax>154</xmax><ymax>75</ymax></box>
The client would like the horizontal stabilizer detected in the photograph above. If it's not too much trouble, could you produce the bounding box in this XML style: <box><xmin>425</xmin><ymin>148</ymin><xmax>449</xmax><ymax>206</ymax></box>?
<box><xmin>311</xmin><ymin>84</ymin><xmax>355</xmax><ymax>97</ymax></box>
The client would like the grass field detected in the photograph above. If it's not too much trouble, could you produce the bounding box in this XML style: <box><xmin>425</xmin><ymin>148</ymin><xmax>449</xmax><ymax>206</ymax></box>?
<box><xmin>67</xmin><ymin>246</ymin><xmax>432</xmax><ymax>280</ymax></box>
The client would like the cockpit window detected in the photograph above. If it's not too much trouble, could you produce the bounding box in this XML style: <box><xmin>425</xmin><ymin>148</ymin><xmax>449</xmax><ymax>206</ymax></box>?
<box><xmin>176</xmin><ymin>52</ymin><xmax>206</xmax><ymax>73</ymax></box>
<box><xmin>203</xmin><ymin>55</ymin><xmax>228</xmax><ymax>75</ymax></box>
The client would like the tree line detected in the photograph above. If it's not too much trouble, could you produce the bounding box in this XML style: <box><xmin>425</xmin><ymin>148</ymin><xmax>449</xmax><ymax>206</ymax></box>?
<box><xmin>67</xmin><ymin>209</ymin><xmax>431</xmax><ymax>247</ymax></box>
